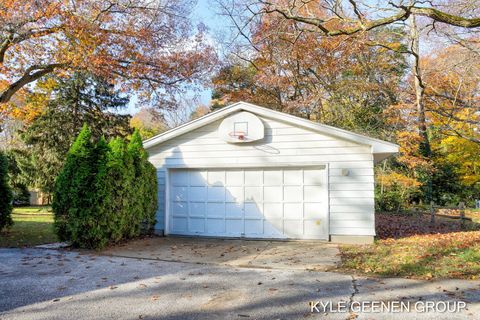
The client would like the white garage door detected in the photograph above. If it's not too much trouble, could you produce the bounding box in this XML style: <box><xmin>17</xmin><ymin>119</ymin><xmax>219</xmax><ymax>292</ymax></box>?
<box><xmin>168</xmin><ymin>167</ymin><xmax>328</xmax><ymax>239</ymax></box>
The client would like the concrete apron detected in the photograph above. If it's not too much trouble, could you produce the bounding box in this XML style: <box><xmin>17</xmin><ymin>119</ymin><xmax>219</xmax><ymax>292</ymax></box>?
<box><xmin>101</xmin><ymin>236</ymin><xmax>341</xmax><ymax>271</ymax></box>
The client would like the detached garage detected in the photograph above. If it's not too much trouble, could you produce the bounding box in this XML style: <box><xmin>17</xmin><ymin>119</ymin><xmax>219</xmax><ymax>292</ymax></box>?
<box><xmin>144</xmin><ymin>101</ymin><xmax>398</xmax><ymax>244</ymax></box>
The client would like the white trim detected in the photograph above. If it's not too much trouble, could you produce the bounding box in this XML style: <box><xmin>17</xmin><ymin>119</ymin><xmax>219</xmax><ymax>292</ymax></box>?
<box><xmin>325</xmin><ymin>163</ymin><xmax>330</xmax><ymax>240</ymax></box>
<box><xmin>165</xmin><ymin>169</ymin><xmax>170</xmax><ymax>236</ymax></box>
<box><xmin>164</xmin><ymin>162</ymin><xmax>328</xmax><ymax>169</ymax></box>
<box><xmin>143</xmin><ymin>101</ymin><xmax>399</xmax><ymax>156</ymax></box>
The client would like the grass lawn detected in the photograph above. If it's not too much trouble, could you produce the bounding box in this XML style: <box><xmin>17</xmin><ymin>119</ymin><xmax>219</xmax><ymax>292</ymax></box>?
<box><xmin>0</xmin><ymin>206</ymin><xmax>57</xmax><ymax>248</ymax></box>
<box><xmin>339</xmin><ymin>213</ymin><xmax>480</xmax><ymax>279</ymax></box>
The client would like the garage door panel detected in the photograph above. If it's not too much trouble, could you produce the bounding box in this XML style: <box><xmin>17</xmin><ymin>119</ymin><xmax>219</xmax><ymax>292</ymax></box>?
<box><xmin>264</xmin><ymin>186</ymin><xmax>282</xmax><ymax>202</ymax></box>
<box><xmin>304</xmin><ymin>203</ymin><xmax>325</xmax><ymax>219</ymax></box>
<box><xmin>226</xmin><ymin>171</ymin><xmax>243</xmax><ymax>186</ymax></box>
<box><xmin>284</xmin><ymin>186</ymin><xmax>302</xmax><ymax>202</ymax></box>
<box><xmin>304</xmin><ymin>220</ymin><xmax>327</xmax><ymax>237</ymax></box>
<box><xmin>264</xmin><ymin>220</ymin><xmax>284</xmax><ymax>236</ymax></box>
<box><xmin>208</xmin><ymin>171</ymin><xmax>225</xmax><ymax>186</ymax></box>
<box><xmin>226</xmin><ymin>203</ymin><xmax>243</xmax><ymax>218</ymax></box>
<box><xmin>208</xmin><ymin>186</ymin><xmax>225</xmax><ymax>201</ymax></box>
<box><xmin>226</xmin><ymin>219</ymin><xmax>243</xmax><ymax>234</ymax></box>
<box><xmin>264</xmin><ymin>203</ymin><xmax>282</xmax><ymax>219</ymax></box>
<box><xmin>171</xmin><ymin>171</ymin><xmax>189</xmax><ymax>186</ymax></box>
<box><xmin>284</xmin><ymin>170</ymin><xmax>302</xmax><ymax>185</ymax></box>
<box><xmin>304</xmin><ymin>169</ymin><xmax>325</xmax><ymax>185</ymax></box>
<box><xmin>171</xmin><ymin>187</ymin><xmax>188</xmax><ymax>201</ymax></box>
<box><xmin>189</xmin><ymin>171</ymin><xmax>207</xmax><ymax>186</ymax></box>
<box><xmin>264</xmin><ymin>170</ymin><xmax>282</xmax><ymax>185</ymax></box>
<box><xmin>284</xmin><ymin>203</ymin><xmax>302</xmax><ymax>219</ymax></box>
<box><xmin>245</xmin><ymin>171</ymin><xmax>262</xmax><ymax>185</ymax></box>
<box><xmin>284</xmin><ymin>220</ymin><xmax>303</xmax><ymax>237</ymax></box>
<box><xmin>304</xmin><ymin>186</ymin><xmax>324</xmax><ymax>202</ymax></box>
<box><xmin>206</xmin><ymin>218</ymin><xmax>225</xmax><ymax>233</ymax></box>
<box><xmin>172</xmin><ymin>217</ymin><xmax>188</xmax><ymax>232</ymax></box>
<box><xmin>206</xmin><ymin>203</ymin><xmax>224</xmax><ymax>218</ymax></box>
<box><xmin>171</xmin><ymin>201</ymin><xmax>188</xmax><ymax>215</ymax></box>
<box><xmin>189</xmin><ymin>218</ymin><xmax>205</xmax><ymax>233</ymax></box>
<box><xmin>190</xmin><ymin>202</ymin><xmax>205</xmax><ymax>217</ymax></box>
<box><xmin>244</xmin><ymin>219</ymin><xmax>263</xmax><ymax>234</ymax></box>
<box><xmin>244</xmin><ymin>202</ymin><xmax>263</xmax><ymax>219</ymax></box>
<box><xmin>225</xmin><ymin>186</ymin><xmax>243</xmax><ymax>202</ymax></box>
<box><xmin>245</xmin><ymin>187</ymin><xmax>262</xmax><ymax>202</ymax></box>
<box><xmin>168</xmin><ymin>167</ymin><xmax>327</xmax><ymax>239</ymax></box>
<box><xmin>189</xmin><ymin>187</ymin><xmax>206</xmax><ymax>201</ymax></box>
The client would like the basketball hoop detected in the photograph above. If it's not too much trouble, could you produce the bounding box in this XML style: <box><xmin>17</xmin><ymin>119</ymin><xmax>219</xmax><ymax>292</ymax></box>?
<box><xmin>229</xmin><ymin>131</ymin><xmax>246</xmax><ymax>141</ymax></box>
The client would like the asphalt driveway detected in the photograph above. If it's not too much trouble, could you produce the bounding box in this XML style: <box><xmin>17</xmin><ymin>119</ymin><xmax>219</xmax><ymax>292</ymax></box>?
<box><xmin>1</xmin><ymin>245</ymin><xmax>480</xmax><ymax>319</ymax></box>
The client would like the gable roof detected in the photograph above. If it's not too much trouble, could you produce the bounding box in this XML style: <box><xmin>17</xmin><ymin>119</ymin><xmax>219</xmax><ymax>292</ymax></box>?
<box><xmin>143</xmin><ymin>101</ymin><xmax>399</xmax><ymax>162</ymax></box>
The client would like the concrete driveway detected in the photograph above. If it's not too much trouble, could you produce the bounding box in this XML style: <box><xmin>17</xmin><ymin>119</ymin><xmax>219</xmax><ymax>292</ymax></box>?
<box><xmin>1</xmin><ymin>246</ymin><xmax>480</xmax><ymax>319</ymax></box>
<box><xmin>102</xmin><ymin>237</ymin><xmax>341</xmax><ymax>271</ymax></box>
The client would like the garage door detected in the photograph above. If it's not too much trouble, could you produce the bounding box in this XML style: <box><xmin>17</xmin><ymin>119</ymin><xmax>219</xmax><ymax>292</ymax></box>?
<box><xmin>168</xmin><ymin>167</ymin><xmax>328</xmax><ymax>239</ymax></box>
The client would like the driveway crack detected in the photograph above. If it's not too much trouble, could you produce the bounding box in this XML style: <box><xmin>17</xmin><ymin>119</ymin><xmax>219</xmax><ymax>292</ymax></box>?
<box><xmin>248</xmin><ymin>241</ymin><xmax>271</xmax><ymax>265</ymax></box>
<box><xmin>347</xmin><ymin>275</ymin><xmax>359</xmax><ymax>320</ymax></box>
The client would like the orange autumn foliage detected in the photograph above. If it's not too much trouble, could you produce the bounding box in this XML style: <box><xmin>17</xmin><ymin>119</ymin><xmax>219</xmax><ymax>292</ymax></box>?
<box><xmin>0</xmin><ymin>0</ymin><xmax>216</xmax><ymax>106</ymax></box>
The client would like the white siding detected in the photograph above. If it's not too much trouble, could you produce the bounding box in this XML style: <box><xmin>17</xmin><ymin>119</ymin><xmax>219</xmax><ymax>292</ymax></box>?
<box><xmin>148</xmin><ymin>113</ymin><xmax>375</xmax><ymax>236</ymax></box>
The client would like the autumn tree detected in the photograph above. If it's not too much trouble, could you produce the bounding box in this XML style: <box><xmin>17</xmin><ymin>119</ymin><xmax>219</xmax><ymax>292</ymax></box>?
<box><xmin>130</xmin><ymin>108</ymin><xmax>167</xmax><ymax>140</ymax></box>
<box><xmin>220</xmin><ymin>0</ymin><xmax>480</xmax><ymax>203</ymax></box>
<box><xmin>215</xmin><ymin>2</ymin><xmax>407</xmax><ymax>138</ymax></box>
<box><xmin>14</xmin><ymin>72</ymin><xmax>132</xmax><ymax>195</ymax></box>
<box><xmin>189</xmin><ymin>104</ymin><xmax>210</xmax><ymax>119</ymax></box>
<box><xmin>211</xmin><ymin>63</ymin><xmax>282</xmax><ymax>111</ymax></box>
<box><xmin>424</xmin><ymin>43</ymin><xmax>480</xmax><ymax>202</ymax></box>
<box><xmin>0</xmin><ymin>0</ymin><xmax>217</xmax><ymax>107</ymax></box>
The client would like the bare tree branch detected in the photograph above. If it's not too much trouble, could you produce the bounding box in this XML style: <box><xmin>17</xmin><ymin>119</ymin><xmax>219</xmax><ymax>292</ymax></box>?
<box><xmin>258</xmin><ymin>1</ymin><xmax>480</xmax><ymax>36</ymax></box>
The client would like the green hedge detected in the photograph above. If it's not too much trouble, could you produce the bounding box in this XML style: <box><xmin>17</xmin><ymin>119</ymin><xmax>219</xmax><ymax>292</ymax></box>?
<box><xmin>0</xmin><ymin>151</ymin><xmax>13</xmax><ymax>231</ymax></box>
<box><xmin>53</xmin><ymin>125</ymin><xmax>157</xmax><ymax>249</ymax></box>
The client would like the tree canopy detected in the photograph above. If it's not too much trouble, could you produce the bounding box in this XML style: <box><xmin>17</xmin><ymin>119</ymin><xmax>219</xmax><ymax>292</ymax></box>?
<box><xmin>13</xmin><ymin>72</ymin><xmax>132</xmax><ymax>194</ymax></box>
<box><xmin>215</xmin><ymin>0</ymin><xmax>480</xmax><ymax>206</ymax></box>
<box><xmin>0</xmin><ymin>0</ymin><xmax>217</xmax><ymax>106</ymax></box>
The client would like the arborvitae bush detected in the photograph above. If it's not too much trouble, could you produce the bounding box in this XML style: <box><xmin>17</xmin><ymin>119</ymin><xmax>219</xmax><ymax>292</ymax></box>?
<box><xmin>128</xmin><ymin>130</ymin><xmax>157</xmax><ymax>234</ymax></box>
<box><xmin>0</xmin><ymin>151</ymin><xmax>13</xmax><ymax>231</ymax></box>
<box><xmin>53</xmin><ymin>124</ymin><xmax>103</xmax><ymax>244</ymax></box>
<box><xmin>53</xmin><ymin>126</ymin><xmax>157</xmax><ymax>249</ymax></box>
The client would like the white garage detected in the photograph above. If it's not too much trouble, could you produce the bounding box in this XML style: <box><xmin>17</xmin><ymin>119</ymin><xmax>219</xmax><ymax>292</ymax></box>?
<box><xmin>144</xmin><ymin>101</ymin><xmax>398</xmax><ymax>244</ymax></box>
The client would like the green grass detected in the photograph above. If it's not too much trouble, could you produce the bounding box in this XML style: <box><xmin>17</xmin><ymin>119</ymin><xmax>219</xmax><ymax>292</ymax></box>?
<box><xmin>0</xmin><ymin>206</ymin><xmax>58</xmax><ymax>248</ymax></box>
<box><xmin>339</xmin><ymin>231</ymin><xmax>480</xmax><ymax>279</ymax></box>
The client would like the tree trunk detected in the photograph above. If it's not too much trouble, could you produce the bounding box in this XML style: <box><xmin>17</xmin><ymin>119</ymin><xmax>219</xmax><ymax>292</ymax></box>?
<box><xmin>410</xmin><ymin>15</ymin><xmax>432</xmax><ymax>201</ymax></box>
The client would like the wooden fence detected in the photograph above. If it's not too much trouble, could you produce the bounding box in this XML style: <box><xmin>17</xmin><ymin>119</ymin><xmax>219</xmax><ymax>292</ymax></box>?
<box><xmin>425</xmin><ymin>201</ymin><xmax>469</xmax><ymax>228</ymax></box>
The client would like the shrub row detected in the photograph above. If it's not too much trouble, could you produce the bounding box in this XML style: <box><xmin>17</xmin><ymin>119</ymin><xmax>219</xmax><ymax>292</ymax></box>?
<box><xmin>53</xmin><ymin>125</ymin><xmax>157</xmax><ymax>249</ymax></box>
<box><xmin>0</xmin><ymin>151</ymin><xmax>13</xmax><ymax>231</ymax></box>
